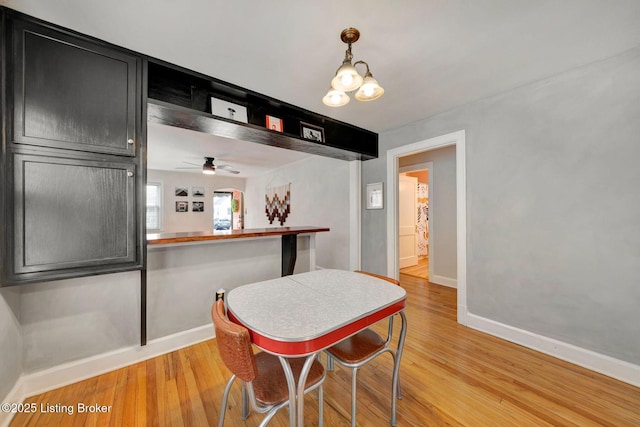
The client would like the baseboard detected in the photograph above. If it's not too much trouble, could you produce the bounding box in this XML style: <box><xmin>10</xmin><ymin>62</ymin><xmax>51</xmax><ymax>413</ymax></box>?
<box><xmin>466</xmin><ymin>312</ymin><xmax>640</xmax><ymax>388</ymax></box>
<box><xmin>0</xmin><ymin>324</ymin><xmax>214</xmax><ymax>427</ymax></box>
<box><xmin>431</xmin><ymin>275</ymin><xmax>457</xmax><ymax>288</ymax></box>
<box><xmin>0</xmin><ymin>377</ymin><xmax>26</xmax><ymax>427</ymax></box>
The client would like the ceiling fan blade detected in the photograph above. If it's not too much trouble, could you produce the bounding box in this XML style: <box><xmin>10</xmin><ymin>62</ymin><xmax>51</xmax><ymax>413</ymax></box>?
<box><xmin>221</xmin><ymin>169</ymin><xmax>240</xmax><ymax>174</ymax></box>
<box><xmin>175</xmin><ymin>166</ymin><xmax>200</xmax><ymax>169</ymax></box>
<box><xmin>216</xmin><ymin>164</ymin><xmax>240</xmax><ymax>174</ymax></box>
<box><xmin>181</xmin><ymin>161</ymin><xmax>201</xmax><ymax>166</ymax></box>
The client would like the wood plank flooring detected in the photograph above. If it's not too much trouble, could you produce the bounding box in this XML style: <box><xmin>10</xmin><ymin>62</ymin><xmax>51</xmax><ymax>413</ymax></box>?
<box><xmin>399</xmin><ymin>257</ymin><xmax>429</xmax><ymax>280</ymax></box>
<box><xmin>10</xmin><ymin>274</ymin><xmax>640</xmax><ymax>426</ymax></box>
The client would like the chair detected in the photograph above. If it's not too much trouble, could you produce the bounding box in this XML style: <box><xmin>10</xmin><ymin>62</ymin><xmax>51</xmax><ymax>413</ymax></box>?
<box><xmin>211</xmin><ymin>300</ymin><xmax>325</xmax><ymax>427</ymax></box>
<box><xmin>325</xmin><ymin>270</ymin><xmax>404</xmax><ymax>427</ymax></box>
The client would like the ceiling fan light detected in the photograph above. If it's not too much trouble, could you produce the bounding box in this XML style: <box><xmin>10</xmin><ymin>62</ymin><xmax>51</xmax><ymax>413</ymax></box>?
<box><xmin>331</xmin><ymin>62</ymin><xmax>363</xmax><ymax>92</ymax></box>
<box><xmin>202</xmin><ymin>163</ymin><xmax>216</xmax><ymax>174</ymax></box>
<box><xmin>322</xmin><ymin>87</ymin><xmax>350</xmax><ymax>107</ymax></box>
<box><xmin>355</xmin><ymin>74</ymin><xmax>384</xmax><ymax>102</ymax></box>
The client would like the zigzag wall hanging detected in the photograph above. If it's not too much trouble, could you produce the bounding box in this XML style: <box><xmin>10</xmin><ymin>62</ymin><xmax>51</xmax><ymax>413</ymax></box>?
<box><xmin>265</xmin><ymin>183</ymin><xmax>291</xmax><ymax>225</ymax></box>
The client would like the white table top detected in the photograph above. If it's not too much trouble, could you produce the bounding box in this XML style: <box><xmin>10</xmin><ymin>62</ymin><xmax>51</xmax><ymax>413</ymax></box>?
<box><xmin>226</xmin><ymin>269</ymin><xmax>407</xmax><ymax>356</ymax></box>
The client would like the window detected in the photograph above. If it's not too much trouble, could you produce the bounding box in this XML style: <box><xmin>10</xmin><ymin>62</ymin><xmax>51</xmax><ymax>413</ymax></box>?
<box><xmin>146</xmin><ymin>182</ymin><xmax>162</xmax><ymax>231</ymax></box>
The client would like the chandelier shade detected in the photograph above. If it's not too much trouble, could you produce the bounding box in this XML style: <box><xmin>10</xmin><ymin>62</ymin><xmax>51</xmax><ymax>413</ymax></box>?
<box><xmin>322</xmin><ymin>87</ymin><xmax>350</xmax><ymax>107</ymax></box>
<box><xmin>355</xmin><ymin>73</ymin><xmax>384</xmax><ymax>102</ymax></box>
<box><xmin>331</xmin><ymin>62</ymin><xmax>364</xmax><ymax>92</ymax></box>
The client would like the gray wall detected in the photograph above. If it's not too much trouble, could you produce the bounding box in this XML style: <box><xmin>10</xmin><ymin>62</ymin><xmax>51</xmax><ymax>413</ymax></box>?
<box><xmin>400</xmin><ymin>146</ymin><xmax>457</xmax><ymax>281</ymax></box>
<box><xmin>0</xmin><ymin>288</ymin><xmax>22</xmax><ymax>400</ymax></box>
<box><xmin>362</xmin><ymin>46</ymin><xmax>640</xmax><ymax>365</ymax></box>
<box><xmin>19</xmin><ymin>271</ymin><xmax>140</xmax><ymax>373</ymax></box>
<box><xmin>245</xmin><ymin>156</ymin><xmax>353</xmax><ymax>270</ymax></box>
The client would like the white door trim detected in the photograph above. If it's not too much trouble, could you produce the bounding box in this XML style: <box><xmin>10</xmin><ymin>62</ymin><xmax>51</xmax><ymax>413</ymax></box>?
<box><xmin>386</xmin><ymin>130</ymin><xmax>468</xmax><ymax>325</ymax></box>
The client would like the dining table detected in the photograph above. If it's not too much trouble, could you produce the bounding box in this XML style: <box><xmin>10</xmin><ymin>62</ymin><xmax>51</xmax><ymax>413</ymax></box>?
<box><xmin>226</xmin><ymin>269</ymin><xmax>408</xmax><ymax>426</ymax></box>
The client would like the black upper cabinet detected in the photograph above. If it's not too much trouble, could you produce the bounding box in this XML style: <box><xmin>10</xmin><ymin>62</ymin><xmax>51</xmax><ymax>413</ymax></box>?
<box><xmin>12</xmin><ymin>153</ymin><xmax>138</xmax><ymax>278</ymax></box>
<box><xmin>1</xmin><ymin>9</ymin><xmax>145</xmax><ymax>285</ymax></box>
<box><xmin>12</xmin><ymin>19</ymin><xmax>139</xmax><ymax>156</ymax></box>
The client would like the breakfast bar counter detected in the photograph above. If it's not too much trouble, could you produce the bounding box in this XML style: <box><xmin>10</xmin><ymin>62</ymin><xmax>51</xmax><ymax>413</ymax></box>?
<box><xmin>147</xmin><ymin>226</ymin><xmax>330</xmax><ymax>245</ymax></box>
<box><xmin>148</xmin><ymin>226</ymin><xmax>330</xmax><ymax>278</ymax></box>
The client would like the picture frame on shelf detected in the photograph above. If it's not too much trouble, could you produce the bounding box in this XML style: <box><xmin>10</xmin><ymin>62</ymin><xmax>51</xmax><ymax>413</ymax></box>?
<box><xmin>300</xmin><ymin>122</ymin><xmax>324</xmax><ymax>143</ymax></box>
<box><xmin>366</xmin><ymin>182</ymin><xmax>384</xmax><ymax>209</ymax></box>
<box><xmin>266</xmin><ymin>115</ymin><xmax>283</xmax><ymax>132</ymax></box>
<box><xmin>210</xmin><ymin>97</ymin><xmax>248</xmax><ymax>123</ymax></box>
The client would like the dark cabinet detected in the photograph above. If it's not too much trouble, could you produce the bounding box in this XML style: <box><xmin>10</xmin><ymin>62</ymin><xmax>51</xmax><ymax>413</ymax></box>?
<box><xmin>11</xmin><ymin>153</ymin><xmax>138</xmax><ymax>278</ymax></box>
<box><xmin>12</xmin><ymin>19</ymin><xmax>139</xmax><ymax>156</ymax></box>
<box><xmin>1</xmin><ymin>10</ymin><xmax>145</xmax><ymax>285</ymax></box>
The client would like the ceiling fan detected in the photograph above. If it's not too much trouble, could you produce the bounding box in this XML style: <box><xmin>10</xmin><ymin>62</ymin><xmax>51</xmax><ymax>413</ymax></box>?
<box><xmin>176</xmin><ymin>157</ymin><xmax>240</xmax><ymax>175</ymax></box>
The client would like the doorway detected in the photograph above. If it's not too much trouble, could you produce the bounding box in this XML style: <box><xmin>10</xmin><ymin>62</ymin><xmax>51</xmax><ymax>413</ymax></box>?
<box><xmin>213</xmin><ymin>190</ymin><xmax>244</xmax><ymax>230</ymax></box>
<box><xmin>398</xmin><ymin>166</ymin><xmax>432</xmax><ymax>281</ymax></box>
<box><xmin>386</xmin><ymin>130</ymin><xmax>468</xmax><ymax>325</ymax></box>
<box><xmin>213</xmin><ymin>192</ymin><xmax>232</xmax><ymax>230</ymax></box>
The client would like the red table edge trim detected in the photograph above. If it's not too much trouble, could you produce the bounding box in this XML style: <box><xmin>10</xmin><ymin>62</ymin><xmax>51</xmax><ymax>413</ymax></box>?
<box><xmin>227</xmin><ymin>299</ymin><xmax>406</xmax><ymax>356</ymax></box>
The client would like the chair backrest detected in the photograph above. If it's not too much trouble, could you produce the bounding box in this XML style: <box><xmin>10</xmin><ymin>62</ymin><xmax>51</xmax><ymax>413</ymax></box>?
<box><xmin>354</xmin><ymin>270</ymin><xmax>400</xmax><ymax>286</ymax></box>
<box><xmin>211</xmin><ymin>300</ymin><xmax>258</xmax><ymax>383</ymax></box>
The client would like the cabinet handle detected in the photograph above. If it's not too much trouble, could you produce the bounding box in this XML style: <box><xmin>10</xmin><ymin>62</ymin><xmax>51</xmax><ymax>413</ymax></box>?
<box><xmin>127</xmin><ymin>139</ymin><xmax>135</xmax><ymax>146</ymax></box>
<box><xmin>127</xmin><ymin>171</ymin><xmax>134</xmax><ymax>177</ymax></box>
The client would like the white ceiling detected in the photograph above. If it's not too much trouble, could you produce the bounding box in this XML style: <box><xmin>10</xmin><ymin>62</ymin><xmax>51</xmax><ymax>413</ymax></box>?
<box><xmin>4</xmin><ymin>0</ymin><xmax>640</xmax><ymax>175</ymax></box>
<box><xmin>147</xmin><ymin>123</ymin><xmax>311</xmax><ymax>177</ymax></box>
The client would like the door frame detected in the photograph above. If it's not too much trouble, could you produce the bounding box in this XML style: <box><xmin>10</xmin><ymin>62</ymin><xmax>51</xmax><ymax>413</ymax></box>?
<box><xmin>386</xmin><ymin>130</ymin><xmax>468</xmax><ymax>325</ymax></box>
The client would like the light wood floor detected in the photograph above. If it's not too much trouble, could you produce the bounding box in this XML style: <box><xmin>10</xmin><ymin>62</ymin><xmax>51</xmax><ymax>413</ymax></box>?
<box><xmin>399</xmin><ymin>257</ymin><xmax>429</xmax><ymax>280</ymax></box>
<box><xmin>10</xmin><ymin>275</ymin><xmax>640</xmax><ymax>426</ymax></box>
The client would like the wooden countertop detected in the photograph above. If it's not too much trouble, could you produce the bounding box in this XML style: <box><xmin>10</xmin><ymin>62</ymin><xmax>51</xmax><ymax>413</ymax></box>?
<box><xmin>147</xmin><ymin>226</ymin><xmax>330</xmax><ymax>245</ymax></box>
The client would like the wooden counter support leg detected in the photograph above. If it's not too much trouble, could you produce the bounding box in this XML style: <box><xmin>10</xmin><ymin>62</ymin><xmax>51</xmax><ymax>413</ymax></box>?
<box><xmin>281</xmin><ymin>234</ymin><xmax>297</xmax><ymax>276</ymax></box>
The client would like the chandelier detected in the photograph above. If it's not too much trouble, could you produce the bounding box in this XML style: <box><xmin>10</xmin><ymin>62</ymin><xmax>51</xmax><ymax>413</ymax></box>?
<box><xmin>322</xmin><ymin>28</ymin><xmax>385</xmax><ymax>107</ymax></box>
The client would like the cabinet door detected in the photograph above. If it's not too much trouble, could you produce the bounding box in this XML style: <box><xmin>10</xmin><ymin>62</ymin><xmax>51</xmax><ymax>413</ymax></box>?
<box><xmin>11</xmin><ymin>20</ymin><xmax>140</xmax><ymax>156</ymax></box>
<box><xmin>11</xmin><ymin>152</ymin><xmax>138</xmax><ymax>280</ymax></box>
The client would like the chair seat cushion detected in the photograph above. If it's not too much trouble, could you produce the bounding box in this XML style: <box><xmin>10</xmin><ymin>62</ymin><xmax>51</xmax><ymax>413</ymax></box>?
<box><xmin>253</xmin><ymin>353</ymin><xmax>325</xmax><ymax>406</ymax></box>
<box><xmin>327</xmin><ymin>328</ymin><xmax>386</xmax><ymax>364</ymax></box>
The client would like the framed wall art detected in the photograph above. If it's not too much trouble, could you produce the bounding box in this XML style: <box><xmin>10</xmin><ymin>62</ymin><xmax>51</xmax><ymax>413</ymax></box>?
<box><xmin>175</xmin><ymin>201</ymin><xmax>189</xmax><ymax>212</ymax></box>
<box><xmin>366</xmin><ymin>182</ymin><xmax>384</xmax><ymax>209</ymax></box>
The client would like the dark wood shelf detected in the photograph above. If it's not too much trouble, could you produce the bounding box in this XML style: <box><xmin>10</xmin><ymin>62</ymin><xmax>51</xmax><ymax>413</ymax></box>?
<box><xmin>146</xmin><ymin>59</ymin><xmax>378</xmax><ymax>161</ymax></box>
<box><xmin>148</xmin><ymin>99</ymin><xmax>375</xmax><ymax>161</ymax></box>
